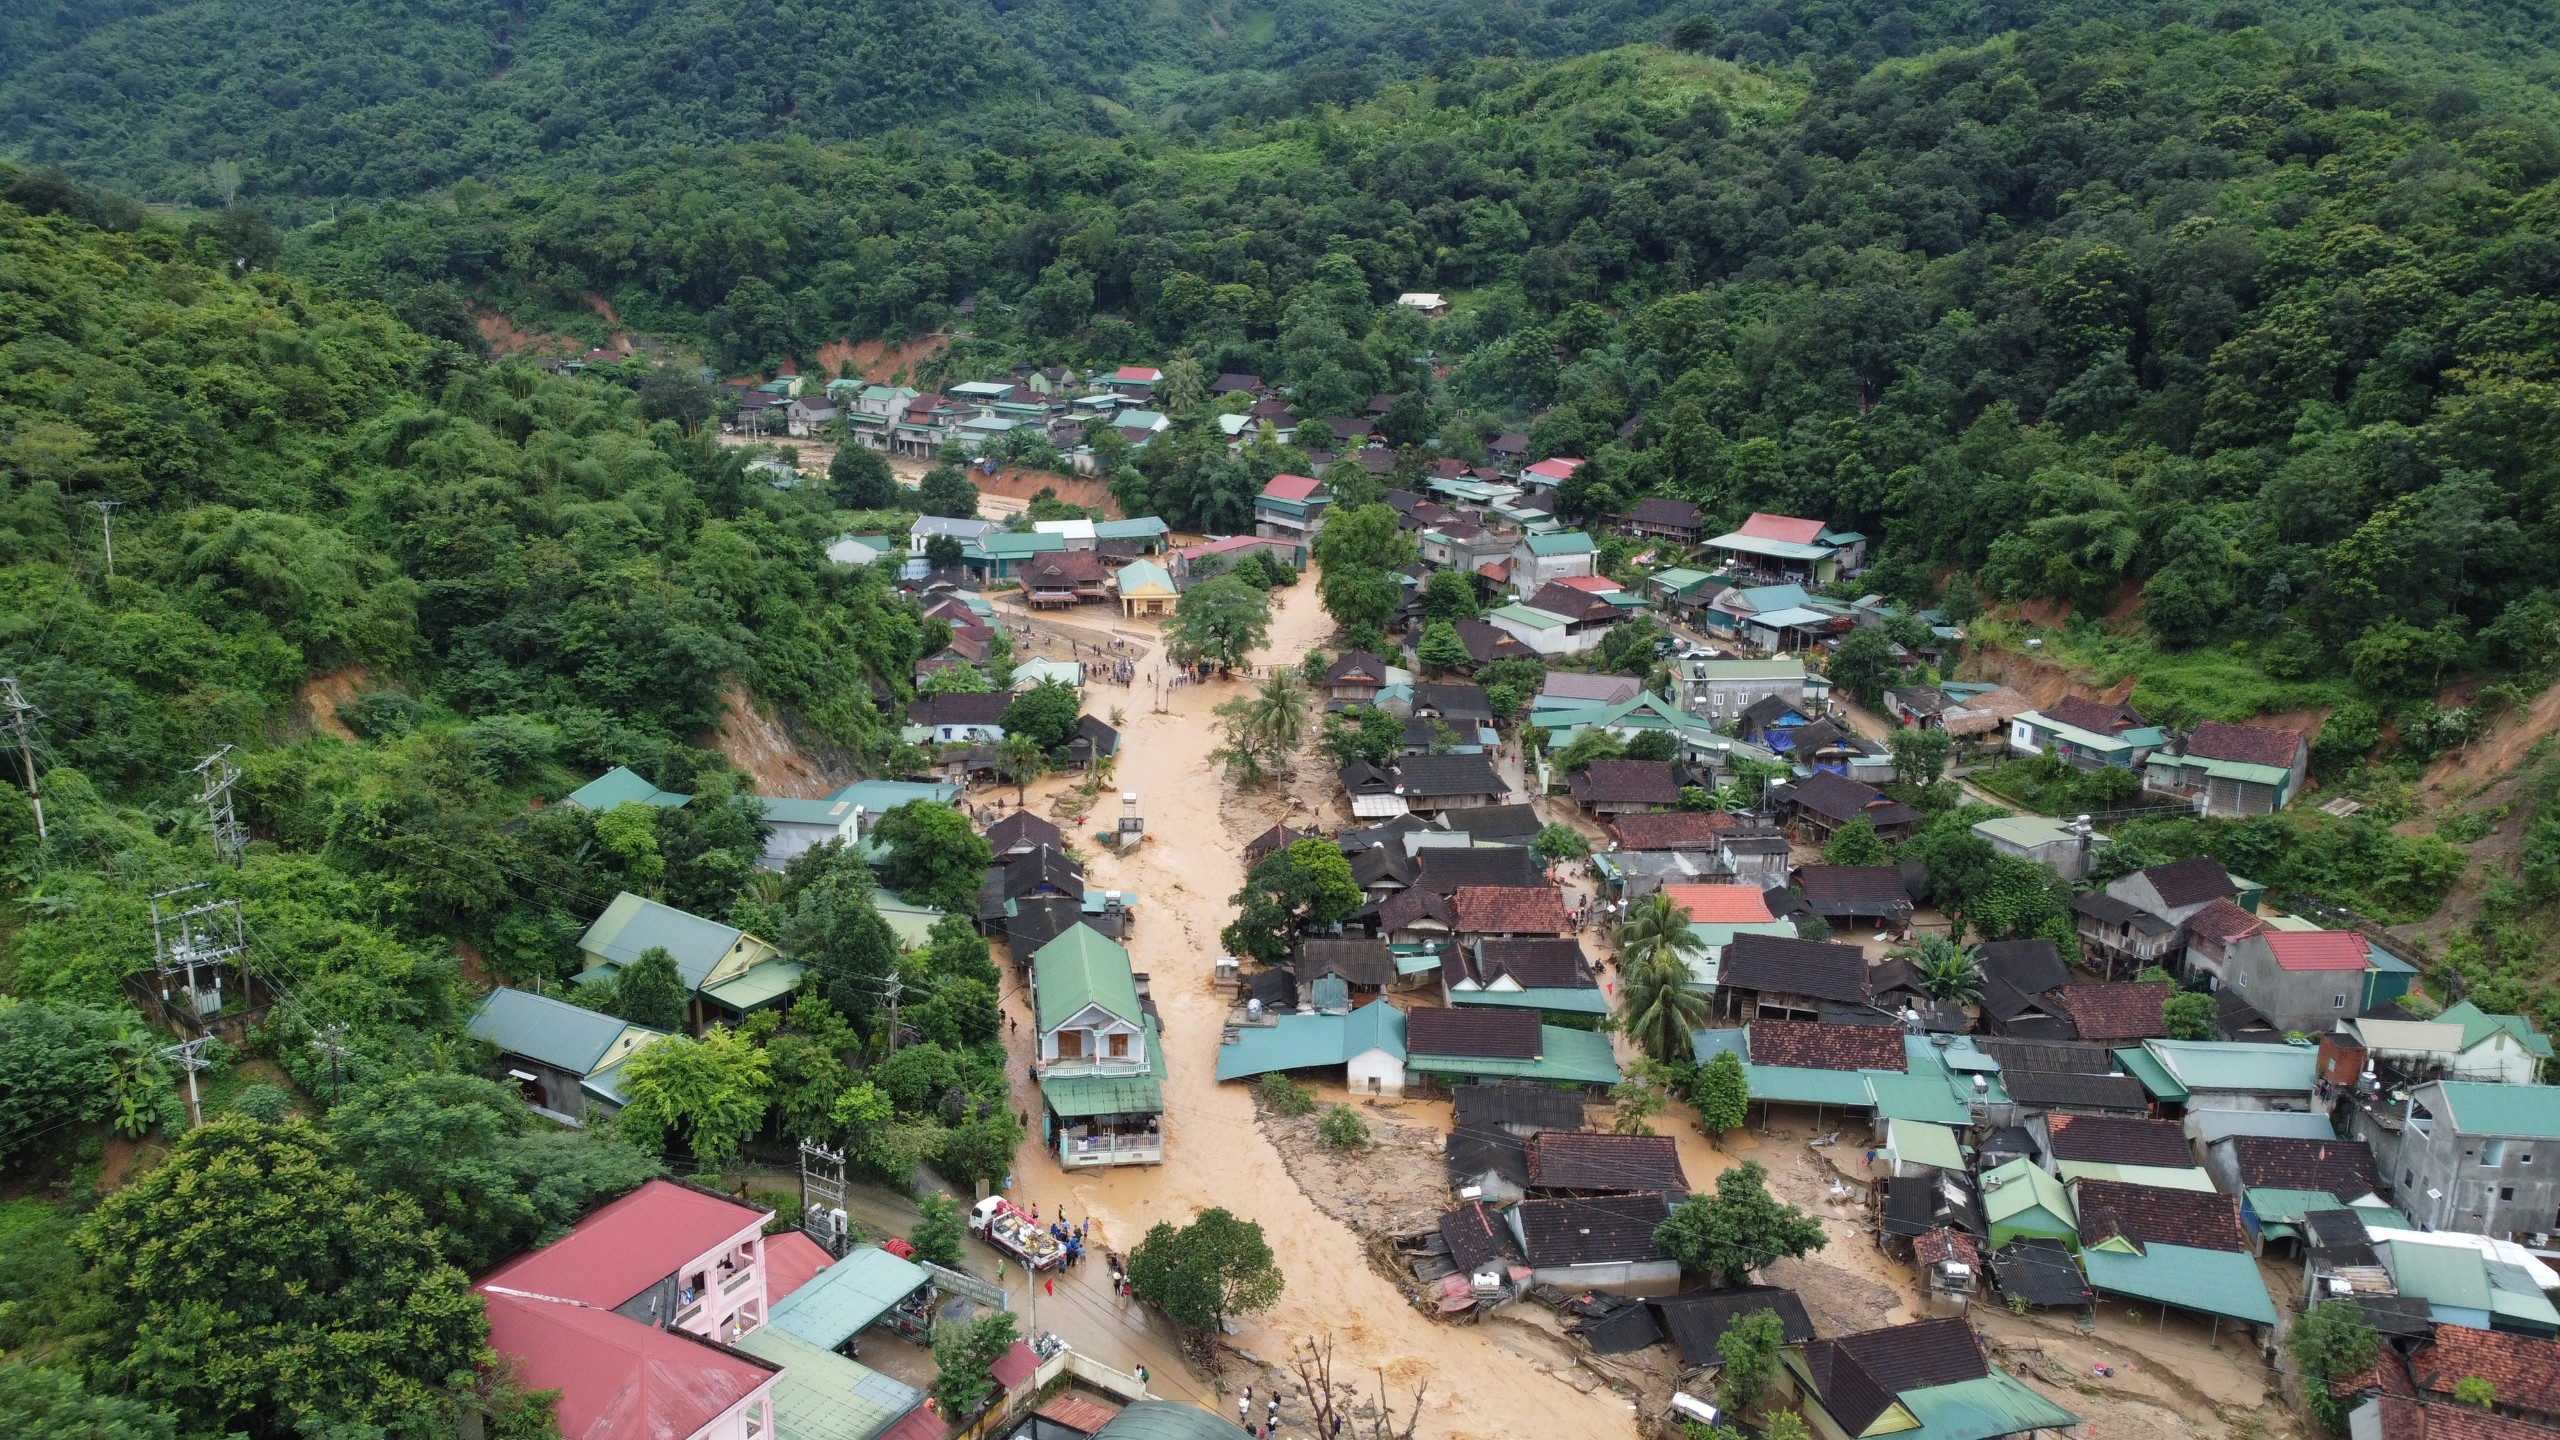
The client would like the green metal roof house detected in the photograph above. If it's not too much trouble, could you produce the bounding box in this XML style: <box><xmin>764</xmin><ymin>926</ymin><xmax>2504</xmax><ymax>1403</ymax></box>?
<box><xmin>731</xmin><ymin>1323</ymin><xmax>924</xmax><ymax>1440</ymax></box>
<box><xmin>575</xmin><ymin>892</ymin><xmax>792</xmax><ymax>1026</ymax></box>
<box><xmin>768</xmin><ymin>1246</ymin><xmax>935</xmax><ymax>1351</ymax></box>
<box><xmin>564</xmin><ymin>765</ymin><xmax>691</xmax><ymax>811</ymax></box>
<box><xmin>1776</xmin><ymin>1317</ymin><xmax>2077</xmax><ymax>1440</ymax></box>
<box><xmin>1032</xmin><ymin>924</ymin><xmax>1163</xmax><ymax>1166</ymax></box>
<box><xmin>466</xmin><ymin>986</ymin><xmax>668</xmax><ymax>1124</ymax></box>
<box><xmin>2078</xmin><ymin>1243</ymin><xmax>2279</xmax><ymax>1326</ymax></box>
<box><xmin>1981</xmin><ymin>1158</ymin><xmax>2078</xmax><ymax>1250</ymax></box>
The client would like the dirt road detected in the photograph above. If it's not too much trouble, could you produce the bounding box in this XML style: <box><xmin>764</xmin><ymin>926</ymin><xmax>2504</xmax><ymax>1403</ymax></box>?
<box><xmin>988</xmin><ymin>569</ymin><xmax>1652</xmax><ymax>1439</ymax></box>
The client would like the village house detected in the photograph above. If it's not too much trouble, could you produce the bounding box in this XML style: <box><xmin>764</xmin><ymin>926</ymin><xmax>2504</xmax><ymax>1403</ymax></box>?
<box><xmin>477</xmin><ymin>1182</ymin><xmax>804</xmax><ymax>1440</ymax></box>
<box><xmin>1020</xmin><ymin>548</ymin><xmax>1112</xmax><ymax>609</ymax></box>
<box><xmin>565</xmin><ymin>764</ymin><xmax>691</xmax><ymax>811</ymax></box>
<box><xmin>1254</xmin><ymin>473</ymin><xmax>1332</xmax><ymax>545</ymax></box>
<box><xmin>2381</xmin><ymin>1082</ymin><xmax>2560</xmax><ymax>1240</ymax></box>
<box><xmin>1324</xmin><ymin>651</ymin><xmax>1392</xmax><ymax>706</ymax></box>
<box><xmin>2192</xmin><ymin>920</ymin><xmax>2389</xmax><ymax>1032</ymax></box>
<box><xmin>2070</xmin><ymin>1180</ymin><xmax>2278</xmax><ymax>1328</ymax></box>
<box><xmin>1405</xmin><ymin>1004</ymin><xmax>1621</xmax><ymax>1090</ymax></box>
<box><xmin>1774</xmin><ymin>1319</ymin><xmax>2077</xmax><ymax>1440</ymax></box>
<box><xmin>1525</xmin><ymin>1131</ymin><xmax>1690</xmax><ymax>1200</ymax></box>
<box><xmin>466</xmin><ymin>987</ymin><xmax>666</xmax><ymax>1126</ymax></box>
<box><xmin>1972</xmin><ymin>814</ymin><xmax>2107</xmax><ymax>882</ymax></box>
<box><xmin>910</xmin><ymin>514</ymin><xmax>998</xmax><ymax>556</ymax></box>
<box><xmin>1647</xmin><ymin>566</ymin><xmax>1726</xmax><ymax>619</ymax></box>
<box><xmin>2055</xmin><ymin>981</ymin><xmax>2171</xmax><ymax>1046</ymax></box>
<box><xmin>1390</xmin><ymin>754</ymin><xmax>1511</xmax><ymax>814</ymax></box>
<box><xmin>1508</xmin><ymin>531</ymin><xmax>1597</xmax><ymax>594</ymax></box>
<box><xmin>1777</xmin><ymin>770</ymin><xmax>1922</xmax><ymax>844</ymax></box>
<box><xmin>1568</xmin><ymin>758</ymin><xmax>1682</xmax><ymax>817</ymax></box>
<box><xmin>1483</xmin><ymin>599</ymin><xmax>1598</xmax><ymax>656</ymax></box>
<box><xmin>1396</xmin><ymin>291</ymin><xmax>1450</xmax><ymax>317</ymax></box>
<box><xmin>841</xmin><ymin>384</ymin><xmax>920</xmax><ymax>450</ymax></box>
<box><xmin>2145</xmin><ymin>719</ymin><xmax>2311</xmax><ymax>816</ymax></box>
<box><xmin>1701</xmin><ymin>511</ymin><xmax>1869</xmax><ymax>585</ymax></box>
<box><xmin>907</xmin><ymin>691</ymin><xmax>1009</xmax><ymax>745</ymax></box>
<box><xmin>2008</xmin><ymin>695</ymin><xmax>2168</xmax><ymax>771</ymax></box>
<box><xmin>1618</xmin><ymin>496</ymin><xmax>1705</xmax><ymax>544</ymax></box>
<box><xmin>575</xmin><ymin>893</ymin><xmax>796</xmax><ymax>1031</ymax></box>
<box><xmin>1114</xmin><ymin>558</ymin><xmax>1178</xmax><ymax>618</ymax></box>
<box><xmin>1510</xmin><ymin>1193</ymin><xmax>1678</xmax><ymax>1296</ymax></box>
<box><xmin>1679</xmin><ymin>655</ymin><xmax>1821</xmax><ymax>720</ymax></box>
<box><xmin>1716</xmin><ymin>934</ymin><xmax>1873</xmax><ymax>1022</ymax></box>
<box><xmin>2407</xmin><ymin>1326</ymin><xmax>2560</xmax><ymax>1426</ymax></box>
<box><xmin>1214</xmin><ymin>999</ymin><xmax>1409</xmax><ymax>1097</ymax></box>
<box><xmin>1442</xmin><ymin>937</ymin><xmax>1607</xmax><ymax>1020</ymax></box>
<box><xmin>1033</xmin><ymin>924</ymin><xmax>1164</xmax><ymax>1168</ymax></box>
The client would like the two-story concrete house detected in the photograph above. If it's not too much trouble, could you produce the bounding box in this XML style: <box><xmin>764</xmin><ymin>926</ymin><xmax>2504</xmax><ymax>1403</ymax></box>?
<box><xmin>1032</xmin><ymin>923</ymin><xmax>1164</xmax><ymax>1168</ymax></box>
<box><xmin>1508</xmin><ymin>531</ymin><xmax>1596</xmax><ymax>594</ymax></box>
<box><xmin>2386</xmin><ymin>1081</ymin><xmax>2560</xmax><ymax>1242</ymax></box>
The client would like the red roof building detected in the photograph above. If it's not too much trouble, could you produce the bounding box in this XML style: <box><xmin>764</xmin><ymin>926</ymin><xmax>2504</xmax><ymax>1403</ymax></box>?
<box><xmin>1661</xmin><ymin>884</ymin><xmax>1776</xmax><ymax>925</ymax></box>
<box><xmin>1736</xmin><ymin>512</ymin><xmax>1826</xmax><ymax>545</ymax></box>
<box><xmin>482</xmin><ymin>1289</ymin><xmax>780</xmax><ymax>1440</ymax></box>
<box><xmin>1261</xmin><ymin>473</ymin><xmax>1323</xmax><ymax>502</ymax></box>
<box><xmin>480</xmin><ymin>1181</ymin><xmax>772</xmax><ymax>1334</ymax></box>
<box><xmin>2266</xmin><ymin>930</ymin><xmax>2372</xmax><ymax>971</ymax></box>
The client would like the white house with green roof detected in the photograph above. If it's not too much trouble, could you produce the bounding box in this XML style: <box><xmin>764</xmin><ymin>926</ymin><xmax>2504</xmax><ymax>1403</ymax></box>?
<box><xmin>575</xmin><ymin>892</ymin><xmax>799</xmax><ymax>1030</ymax></box>
<box><xmin>466</xmin><ymin>986</ymin><xmax>669</xmax><ymax>1125</ymax></box>
<box><xmin>1031</xmin><ymin>923</ymin><xmax>1163</xmax><ymax>1167</ymax></box>
<box><xmin>1484</xmin><ymin>602</ymin><xmax>1588</xmax><ymax>656</ymax></box>
<box><xmin>2432</xmin><ymin>1000</ymin><xmax>2555</xmax><ymax>1085</ymax></box>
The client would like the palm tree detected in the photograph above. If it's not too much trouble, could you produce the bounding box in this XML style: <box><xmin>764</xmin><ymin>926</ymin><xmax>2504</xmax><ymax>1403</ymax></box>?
<box><xmin>1614</xmin><ymin>892</ymin><xmax>1706</xmax><ymax>975</ymax></box>
<box><xmin>1242</xmin><ymin>669</ymin><xmax>1310</xmax><ymax>768</ymax></box>
<box><xmin>1613</xmin><ymin>892</ymin><xmax>1712</xmax><ymax>1064</ymax></box>
<box><xmin>1905</xmin><ymin>934</ymin><xmax>1985</xmax><ymax>1004</ymax></box>
<box><xmin>1617</xmin><ymin>948</ymin><xmax>1712</xmax><ymax>1066</ymax></box>
<box><xmin>998</xmin><ymin>732</ymin><xmax>1050</xmax><ymax>805</ymax></box>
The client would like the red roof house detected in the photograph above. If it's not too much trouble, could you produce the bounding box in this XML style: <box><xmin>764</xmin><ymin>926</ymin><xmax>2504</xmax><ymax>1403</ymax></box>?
<box><xmin>481</xmin><ymin>1289</ymin><xmax>780</xmax><ymax>1440</ymax></box>
<box><xmin>1736</xmin><ymin>513</ymin><xmax>1826</xmax><ymax>545</ymax></box>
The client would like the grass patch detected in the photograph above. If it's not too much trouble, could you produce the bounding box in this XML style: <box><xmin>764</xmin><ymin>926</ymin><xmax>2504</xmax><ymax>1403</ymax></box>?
<box><xmin>1969</xmin><ymin>619</ymin><xmax>2354</xmax><ymax>726</ymax></box>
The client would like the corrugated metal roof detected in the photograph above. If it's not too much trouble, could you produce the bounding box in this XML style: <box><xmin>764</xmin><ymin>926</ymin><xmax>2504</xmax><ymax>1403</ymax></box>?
<box><xmin>1213</xmin><ymin>1003</ymin><xmax>1409</xmax><ymax>1080</ymax></box>
<box><xmin>1091</xmin><ymin>1401</ymin><xmax>1248</xmax><ymax>1439</ymax></box>
<box><xmin>579</xmin><ymin>893</ymin><xmax>745</xmax><ymax>988</ymax></box>
<box><xmin>735</xmin><ymin>1324</ymin><xmax>923</xmax><ymax>1440</ymax></box>
<box><xmin>1033</xmin><ymin>924</ymin><xmax>1139</xmax><ymax>1032</ymax></box>
<box><xmin>2080</xmin><ymin>1243</ymin><xmax>2278</xmax><ymax>1324</ymax></box>
<box><xmin>468</xmin><ymin>986</ymin><xmax>653</xmax><ymax>1074</ymax></box>
<box><xmin>479</xmin><ymin>1180</ymin><xmax>767</xmax><ymax>1309</ymax></box>
<box><xmin>1980</xmin><ymin>1158</ymin><xmax>2075</xmax><ymax>1228</ymax></box>
<box><xmin>2056</xmin><ymin>1161</ymin><xmax>2219</xmax><ymax>1192</ymax></box>
<box><xmin>2143</xmin><ymin>1039</ymin><xmax>2314</xmax><ymax>1094</ymax></box>
<box><xmin>1407</xmin><ymin>1025</ymin><xmax>1621</xmax><ymax>1085</ymax></box>
<box><xmin>483</xmin><ymin>1289</ymin><xmax>776</xmax><ymax>1440</ymax></box>
<box><xmin>1896</xmin><ymin>1372</ymin><xmax>2083</xmax><ymax>1440</ymax></box>
<box><xmin>2432</xmin><ymin>1081</ymin><xmax>2560</xmax><ymax>1137</ymax></box>
<box><xmin>703</xmin><ymin>960</ymin><xmax>806</xmax><ymax>1012</ymax></box>
<box><xmin>566</xmin><ymin>765</ymin><xmax>691</xmax><ymax>811</ymax></box>
<box><xmin>769</xmin><ymin>1247</ymin><xmax>934</xmax><ymax>1351</ymax></box>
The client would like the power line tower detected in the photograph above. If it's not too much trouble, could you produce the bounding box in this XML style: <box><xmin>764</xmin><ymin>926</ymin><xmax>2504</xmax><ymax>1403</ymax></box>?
<box><xmin>310</xmin><ymin>1024</ymin><xmax>352</xmax><ymax>1102</ymax></box>
<box><xmin>90</xmin><ymin>499</ymin><xmax>122</xmax><ymax>579</ymax></box>
<box><xmin>160</xmin><ymin>1035</ymin><xmax>216</xmax><ymax>1129</ymax></box>
<box><xmin>797</xmin><ymin>1140</ymin><xmax>852</xmax><ymax>1257</ymax></box>
<box><xmin>149</xmin><ymin>883</ymin><xmax>244</xmax><ymax>1021</ymax></box>
<box><xmin>0</xmin><ymin>678</ymin><xmax>42</xmax><ymax>842</ymax></box>
<box><xmin>190</xmin><ymin>745</ymin><xmax>247</xmax><ymax>866</ymax></box>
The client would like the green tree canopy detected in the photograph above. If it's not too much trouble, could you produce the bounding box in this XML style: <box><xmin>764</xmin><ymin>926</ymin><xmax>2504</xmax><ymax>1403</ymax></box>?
<box><xmin>611</xmin><ymin>1026</ymin><xmax>773</xmax><ymax>1174</ymax></box>
<box><xmin>1822</xmin><ymin>817</ymin><xmax>1889</xmax><ymax>867</ymax></box>
<box><xmin>1222</xmin><ymin>838</ymin><xmax>1364</xmax><ymax>963</ymax></box>
<box><xmin>81</xmin><ymin>1119</ymin><xmax>486</xmax><ymax>1437</ymax></box>
<box><xmin>1653</xmin><ymin>1161</ymin><xmax>1827</xmax><ymax>1285</ymax></box>
<box><xmin>1126</xmin><ymin>1207</ymin><xmax>1283</xmax><ymax>1334</ymax></box>
<box><xmin>612</xmin><ymin>944</ymin><xmax>689</xmax><ymax>1030</ymax></box>
<box><xmin>869</xmin><ymin>801</ymin><xmax>993</xmax><ymax>915</ymax></box>
<box><xmin>1001</xmin><ymin>681</ymin><xmax>1084</xmax><ymax>754</ymax></box>
<box><xmin>916</xmin><ymin>465</ymin><xmax>979</xmax><ymax>519</ymax></box>
<box><xmin>829</xmin><ymin>445</ymin><xmax>898</xmax><ymax>510</ymax></box>
<box><xmin>1693</xmin><ymin>1050</ymin><xmax>1749</xmax><ymax>1136</ymax></box>
<box><xmin>1170</xmin><ymin>577</ymin><xmax>1271</xmax><ymax>673</ymax></box>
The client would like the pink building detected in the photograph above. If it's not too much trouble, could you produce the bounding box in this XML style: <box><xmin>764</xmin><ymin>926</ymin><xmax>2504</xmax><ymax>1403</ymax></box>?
<box><xmin>479</xmin><ymin>1180</ymin><xmax>781</xmax><ymax>1440</ymax></box>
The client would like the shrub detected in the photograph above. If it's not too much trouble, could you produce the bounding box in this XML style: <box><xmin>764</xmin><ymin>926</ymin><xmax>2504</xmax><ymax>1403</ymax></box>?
<box><xmin>1317</xmin><ymin>1104</ymin><xmax>1369</xmax><ymax>1149</ymax></box>
<box><xmin>1258</xmin><ymin>1073</ymin><xmax>1316</xmax><ymax>1116</ymax></box>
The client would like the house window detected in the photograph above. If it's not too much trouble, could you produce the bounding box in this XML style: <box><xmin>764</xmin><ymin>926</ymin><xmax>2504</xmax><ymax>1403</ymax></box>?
<box><xmin>2404</xmin><ymin>1170</ymin><xmax>2415</xmax><ymax>1188</ymax></box>
<box><xmin>2333</xmin><ymin>995</ymin><xmax>2347</xmax><ymax>1009</ymax></box>
<box><xmin>1108</xmin><ymin>1032</ymin><xmax>1130</xmax><ymax>1058</ymax></box>
<box><xmin>2485</xmin><ymin>1140</ymin><xmax>2509</xmax><ymax>1166</ymax></box>
<box><xmin>2501</xmin><ymin>1187</ymin><xmax>2516</xmax><ymax>1201</ymax></box>
<box><xmin>1057</xmin><ymin>1030</ymin><xmax>1084</xmax><ymax>1059</ymax></box>
<box><xmin>2524</xmin><ymin>1154</ymin><xmax>2534</xmax><ymax>1166</ymax></box>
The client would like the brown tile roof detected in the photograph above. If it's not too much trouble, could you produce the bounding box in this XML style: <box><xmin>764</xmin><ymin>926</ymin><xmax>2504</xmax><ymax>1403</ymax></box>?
<box><xmin>2227</xmin><ymin>1135</ymin><xmax>2380</xmax><ymax>1196</ymax></box>
<box><xmin>2188</xmin><ymin>720</ymin><xmax>2303</xmax><ymax>769</ymax></box>
<box><xmin>908</xmin><ymin>691</ymin><xmax>1010</xmax><ymax>726</ymax></box>
<box><xmin>1623</xmin><ymin>497</ymin><xmax>1704</xmax><ymax>528</ymax></box>
<box><xmin>1515</xmin><ymin>1193</ymin><xmax>1669</xmax><ymax>1267</ymax></box>
<box><xmin>2047</xmin><ymin>1114</ymin><xmax>2194</xmax><ymax>1169</ymax></box>
<box><xmin>1748</xmin><ymin>1019</ymin><xmax>1906</xmax><ymax>1072</ymax></box>
<box><xmin>1327</xmin><ymin>651</ymin><xmax>1389</xmax><ymax>684</ymax></box>
<box><xmin>2046</xmin><ymin>695</ymin><xmax>2145</xmax><ymax>735</ymax></box>
<box><xmin>1022</xmin><ymin>549</ymin><xmax>1106</xmax><ymax>586</ymax></box>
<box><xmin>1440</xmin><ymin>1199</ymin><xmax>1523</xmax><ymax>1271</ymax></box>
<box><xmin>2369</xmin><ymin>1396</ymin><xmax>2560</xmax><ymax>1440</ymax></box>
<box><xmin>1377</xmin><ymin>886</ymin><xmax>1456</xmax><ymax>932</ymax></box>
<box><xmin>2186</xmin><ymin>897</ymin><xmax>2267</xmax><ymax>946</ymax></box>
<box><xmin>2141</xmin><ymin>856</ymin><xmax>2238</xmax><ymax>908</ymax></box>
<box><xmin>1243</xmin><ymin>823</ymin><xmax>1304</xmax><ymax>862</ymax></box>
<box><xmin>1610</xmin><ymin>811</ymin><xmax>1734</xmax><ymax>851</ymax></box>
<box><xmin>2058</xmin><ymin>982</ymin><xmax>2170</xmax><ymax>1042</ymax></box>
<box><xmin>1803</xmin><ymin>1319</ymin><xmax>1989</xmax><ymax>1436</ymax></box>
<box><xmin>2332</xmin><ymin>1349</ymin><xmax>2415</xmax><ymax>1401</ymax></box>
<box><xmin>1721</xmin><ymin>935</ymin><xmax>1872</xmax><ymax>1004</ymax></box>
<box><xmin>2072</xmin><ymin>1178</ymin><xmax>2248</xmax><ymax>1253</ymax></box>
<box><xmin>1415</xmin><ymin>847</ymin><xmax>1544</xmax><ymax>894</ymax></box>
<box><xmin>1525</xmin><ymin>1132</ymin><xmax>1690</xmax><ymax>1198</ymax></box>
<box><xmin>1787</xmin><ymin>770</ymin><xmax>1893</xmax><ymax>824</ymax></box>
<box><xmin>1472</xmin><ymin>938</ymin><xmax>1593</xmax><ymax>989</ymax></box>
<box><xmin>1913</xmin><ymin>1226</ymin><xmax>1982</xmax><ymax>1270</ymax></box>
<box><xmin>984</xmin><ymin>810</ymin><xmax>1066</xmax><ymax>853</ymax></box>
<box><xmin>1524</xmin><ymin>581</ymin><xmax>1619</xmax><ymax>624</ymax></box>
<box><xmin>1796</xmin><ymin>865</ymin><xmax>1916</xmax><ymax>918</ymax></box>
<box><xmin>1393</xmin><ymin>753</ymin><xmax>1506</xmax><ymax>799</ymax></box>
<box><xmin>1570</xmin><ymin>760</ymin><xmax>1682</xmax><ymax>806</ymax></box>
<box><xmin>1454</xmin><ymin>619</ymin><xmax>1531</xmax><ymax>664</ymax></box>
<box><xmin>1975</xmin><ymin>939</ymin><xmax>2070</xmax><ymax>996</ymax></box>
<box><xmin>2413</xmin><ymin>1325</ymin><xmax>2560</xmax><ymax>1420</ymax></box>
<box><xmin>1406</xmin><ymin>1006</ymin><xmax>1543</xmax><ymax>1060</ymax></box>
<box><xmin>1295</xmin><ymin>938</ymin><xmax>1399</xmax><ymax>988</ymax></box>
<box><xmin>1451</xmin><ymin>886</ymin><xmax>1573</xmax><ymax>935</ymax></box>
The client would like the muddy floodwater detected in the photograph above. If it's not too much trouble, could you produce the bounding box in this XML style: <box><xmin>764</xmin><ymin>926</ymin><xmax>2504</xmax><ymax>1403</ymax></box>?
<box><xmin>983</xmin><ymin>567</ymin><xmax>1650</xmax><ymax>1440</ymax></box>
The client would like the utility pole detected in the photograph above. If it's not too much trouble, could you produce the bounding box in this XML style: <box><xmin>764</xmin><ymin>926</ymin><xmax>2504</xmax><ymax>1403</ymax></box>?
<box><xmin>0</xmin><ymin>678</ymin><xmax>42</xmax><ymax>841</ymax></box>
<box><xmin>310</xmin><ymin>1024</ymin><xmax>351</xmax><ymax>1102</ymax></box>
<box><xmin>90</xmin><ymin>499</ymin><xmax>121</xmax><ymax>579</ymax></box>
<box><xmin>882</xmin><ymin>974</ymin><xmax>904</xmax><ymax>1056</ymax></box>
<box><xmin>150</xmin><ymin>883</ymin><xmax>245</xmax><ymax>1021</ymax></box>
<box><xmin>190</xmin><ymin>745</ymin><xmax>247</xmax><ymax>866</ymax></box>
<box><xmin>160</xmin><ymin>1035</ymin><xmax>216</xmax><ymax>1129</ymax></box>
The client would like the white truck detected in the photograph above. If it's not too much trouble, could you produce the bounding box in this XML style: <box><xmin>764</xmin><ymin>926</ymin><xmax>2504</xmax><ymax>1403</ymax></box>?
<box><xmin>970</xmin><ymin>1196</ymin><xmax>1066</xmax><ymax>1270</ymax></box>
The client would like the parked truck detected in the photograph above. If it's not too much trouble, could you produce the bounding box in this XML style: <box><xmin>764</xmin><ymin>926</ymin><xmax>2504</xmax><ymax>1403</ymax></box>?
<box><xmin>970</xmin><ymin>1196</ymin><xmax>1066</xmax><ymax>1270</ymax></box>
